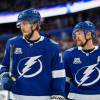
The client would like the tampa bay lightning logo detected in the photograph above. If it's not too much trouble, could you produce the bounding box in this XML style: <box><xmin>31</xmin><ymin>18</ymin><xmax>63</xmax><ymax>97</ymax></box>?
<box><xmin>75</xmin><ymin>63</ymin><xmax>100</xmax><ymax>86</ymax></box>
<box><xmin>17</xmin><ymin>55</ymin><xmax>42</xmax><ymax>78</ymax></box>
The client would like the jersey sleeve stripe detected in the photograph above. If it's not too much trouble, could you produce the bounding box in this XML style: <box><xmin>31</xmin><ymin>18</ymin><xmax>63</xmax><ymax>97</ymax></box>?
<box><xmin>52</xmin><ymin>69</ymin><xmax>65</xmax><ymax>78</ymax></box>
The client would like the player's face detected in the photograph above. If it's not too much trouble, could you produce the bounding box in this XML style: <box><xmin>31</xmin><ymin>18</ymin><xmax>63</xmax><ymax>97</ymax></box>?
<box><xmin>20</xmin><ymin>21</ymin><xmax>32</xmax><ymax>38</ymax></box>
<box><xmin>75</xmin><ymin>30</ymin><xmax>86</xmax><ymax>46</ymax></box>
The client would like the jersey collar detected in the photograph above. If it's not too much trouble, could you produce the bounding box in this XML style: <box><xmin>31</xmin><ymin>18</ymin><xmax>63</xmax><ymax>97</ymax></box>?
<box><xmin>23</xmin><ymin>36</ymin><xmax>44</xmax><ymax>44</ymax></box>
<box><xmin>78</xmin><ymin>46</ymin><xmax>98</xmax><ymax>55</ymax></box>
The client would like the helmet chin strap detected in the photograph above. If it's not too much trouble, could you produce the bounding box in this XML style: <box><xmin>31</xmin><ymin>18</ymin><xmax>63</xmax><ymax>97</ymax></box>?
<box><xmin>81</xmin><ymin>32</ymin><xmax>92</xmax><ymax>47</ymax></box>
<box><xmin>25</xmin><ymin>23</ymin><xmax>36</xmax><ymax>40</ymax></box>
<box><xmin>81</xmin><ymin>39</ymin><xmax>88</xmax><ymax>47</ymax></box>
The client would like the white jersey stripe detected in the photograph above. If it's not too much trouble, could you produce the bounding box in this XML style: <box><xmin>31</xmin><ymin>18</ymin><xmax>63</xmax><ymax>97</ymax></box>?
<box><xmin>68</xmin><ymin>92</ymin><xmax>100</xmax><ymax>100</ymax></box>
<box><xmin>52</xmin><ymin>69</ymin><xmax>65</xmax><ymax>78</ymax></box>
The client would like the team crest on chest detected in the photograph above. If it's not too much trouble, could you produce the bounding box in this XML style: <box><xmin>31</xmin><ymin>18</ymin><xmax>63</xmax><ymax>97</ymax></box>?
<box><xmin>75</xmin><ymin>63</ymin><xmax>100</xmax><ymax>86</ymax></box>
<box><xmin>17</xmin><ymin>55</ymin><xmax>43</xmax><ymax>78</ymax></box>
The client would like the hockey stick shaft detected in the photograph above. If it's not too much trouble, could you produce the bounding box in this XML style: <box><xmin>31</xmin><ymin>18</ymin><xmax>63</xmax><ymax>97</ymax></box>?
<box><xmin>8</xmin><ymin>44</ymin><xmax>16</xmax><ymax>100</ymax></box>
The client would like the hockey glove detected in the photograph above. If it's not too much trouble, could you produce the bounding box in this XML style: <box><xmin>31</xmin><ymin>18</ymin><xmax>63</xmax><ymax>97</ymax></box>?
<box><xmin>0</xmin><ymin>72</ymin><xmax>15</xmax><ymax>91</ymax></box>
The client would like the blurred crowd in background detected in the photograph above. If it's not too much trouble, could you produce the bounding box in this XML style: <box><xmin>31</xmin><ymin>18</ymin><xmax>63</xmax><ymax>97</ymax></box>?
<box><xmin>0</xmin><ymin>0</ymin><xmax>92</xmax><ymax>12</ymax></box>
<box><xmin>0</xmin><ymin>0</ymin><xmax>99</xmax><ymax>63</ymax></box>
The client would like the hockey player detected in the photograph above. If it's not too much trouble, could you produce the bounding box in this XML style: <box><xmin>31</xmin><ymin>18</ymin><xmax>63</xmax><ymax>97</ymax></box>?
<box><xmin>0</xmin><ymin>8</ymin><xmax>66</xmax><ymax>100</ymax></box>
<box><xmin>64</xmin><ymin>21</ymin><xmax>100</xmax><ymax>100</ymax></box>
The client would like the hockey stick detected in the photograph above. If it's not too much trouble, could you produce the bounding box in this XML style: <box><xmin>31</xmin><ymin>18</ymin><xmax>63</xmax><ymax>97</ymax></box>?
<box><xmin>8</xmin><ymin>44</ymin><xmax>16</xmax><ymax>100</ymax></box>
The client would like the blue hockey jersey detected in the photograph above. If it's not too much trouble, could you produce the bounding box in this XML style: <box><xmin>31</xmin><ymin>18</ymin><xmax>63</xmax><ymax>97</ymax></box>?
<box><xmin>0</xmin><ymin>36</ymin><xmax>65</xmax><ymax>99</ymax></box>
<box><xmin>64</xmin><ymin>46</ymin><xmax>100</xmax><ymax>100</ymax></box>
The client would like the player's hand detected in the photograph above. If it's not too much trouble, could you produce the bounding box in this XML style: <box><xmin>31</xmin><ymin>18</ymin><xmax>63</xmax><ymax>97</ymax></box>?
<box><xmin>0</xmin><ymin>72</ymin><xmax>15</xmax><ymax>91</ymax></box>
<box><xmin>51</xmin><ymin>95</ymin><xmax>65</xmax><ymax>100</ymax></box>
